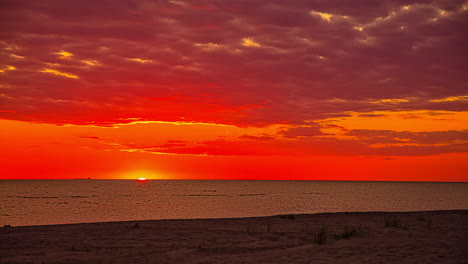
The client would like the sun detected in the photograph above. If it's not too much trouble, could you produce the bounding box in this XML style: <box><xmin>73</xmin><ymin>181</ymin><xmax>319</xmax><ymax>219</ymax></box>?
<box><xmin>134</xmin><ymin>171</ymin><xmax>153</xmax><ymax>180</ymax></box>
<box><xmin>119</xmin><ymin>170</ymin><xmax>158</xmax><ymax>180</ymax></box>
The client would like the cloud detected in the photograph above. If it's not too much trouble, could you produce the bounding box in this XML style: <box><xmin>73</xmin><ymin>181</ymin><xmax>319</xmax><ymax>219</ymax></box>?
<box><xmin>275</xmin><ymin>128</ymin><xmax>468</xmax><ymax>156</ymax></box>
<box><xmin>238</xmin><ymin>134</ymin><xmax>275</xmax><ymax>141</ymax></box>
<box><xmin>347</xmin><ymin>129</ymin><xmax>468</xmax><ymax>146</ymax></box>
<box><xmin>40</xmin><ymin>68</ymin><xmax>79</xmax><ymax>79</ymax></box>
<box><xmin>430</xmin><ymin>95</ymin><xmax>468</xmax><ymax>102</ymax></box>
<box><xmin>55</xmin><ymin>50</ymin><xmax>73</xmax><ymax>59</ymax></box>
<box><xmin>310</xmin><ymin>10</ymin><xmax>333</xmax><ymax>22</ymax></box>
<box><xmin>0</xmin><ymin>0</ymin><xmax>466</xmax><ymax>130</ymax></box>
<box><xmin>0</xmin><ymin>65</ymin><xmax>16</xmax><ymax>72</ymax></box>
<box><xmin>242</xmin><ymin>38</ymin><xmax>261</xmax><ymax>47</ymax></box>
<box><xmin>126</xmin><ymin>58</ymin><xmax>153</xmax><ymax>64</ymax></box>
<box><xmin>115</xmin><ymin>139</ymin><xmax>278</xmax><ymax>156</ymax></box>
<box><xmin>279</xmin><ymin>124</ymin><xmax>325</xmax><ymax>138</ymax></box>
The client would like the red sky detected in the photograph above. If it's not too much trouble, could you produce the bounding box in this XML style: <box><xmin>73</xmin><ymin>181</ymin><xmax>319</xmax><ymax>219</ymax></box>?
<box><xmin>0</xmin><ymin>0</ymin><xmax>467</xmax><ymax>181</ymax></box>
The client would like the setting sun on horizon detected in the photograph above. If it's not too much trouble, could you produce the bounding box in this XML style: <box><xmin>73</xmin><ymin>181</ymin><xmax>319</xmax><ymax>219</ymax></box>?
<box><xmin>116</xmin><ymin>170</ymin><xmax>160</xmax><ymax>181</ymax></box>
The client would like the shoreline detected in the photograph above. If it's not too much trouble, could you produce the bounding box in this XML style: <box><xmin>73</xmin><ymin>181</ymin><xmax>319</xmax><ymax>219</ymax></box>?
<box><xmin>3</xmin><ymin>209</ymin><xmax>467</xmax><ymax>228</ymax></box>
<box><xmin>1</xmin><ymin>210</ymin><xmax>466</xmax><ymax>263</ymax></box>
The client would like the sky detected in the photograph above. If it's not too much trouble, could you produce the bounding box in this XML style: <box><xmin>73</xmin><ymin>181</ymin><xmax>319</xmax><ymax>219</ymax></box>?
<box><xmin>0</xmin><ymin>0</ymin><xmax>467</xmax><ymax>181</ymax></box>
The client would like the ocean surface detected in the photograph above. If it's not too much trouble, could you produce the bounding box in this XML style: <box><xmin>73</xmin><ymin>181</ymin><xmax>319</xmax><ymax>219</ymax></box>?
<box><xmin>1</xmin><ymin>180</ymin><xmax>467</xmax><ymax>226</ymax></box>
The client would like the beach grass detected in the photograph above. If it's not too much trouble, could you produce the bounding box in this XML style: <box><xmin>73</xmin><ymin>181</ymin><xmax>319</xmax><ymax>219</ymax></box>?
<box><xmin>384</xmin><ymin>216</ymin><xmax>401</xmax><ymax>228</ymax></box>
<box><xmin>314</xmin><ymin>225</ymin><xmax>328</xmax><ymax>244</ymax></box>
<box><xmin>333</xmin><ymin>225</ymin><xmax>363</xmax><ymax>240</ymax></box>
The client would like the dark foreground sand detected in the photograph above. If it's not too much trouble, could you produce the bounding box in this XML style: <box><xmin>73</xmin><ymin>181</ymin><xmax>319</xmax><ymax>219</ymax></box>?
<box><xmin>1</xmin><ymin>210</ymin><xmax>467</xmax><ymax>264</ymax></box>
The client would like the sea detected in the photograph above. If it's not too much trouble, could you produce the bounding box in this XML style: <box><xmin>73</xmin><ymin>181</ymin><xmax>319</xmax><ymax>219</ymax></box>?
<box><xmin>1</xmin><ymin>180</ymin><xmax>467</xmax><ymax>226</ymax></box>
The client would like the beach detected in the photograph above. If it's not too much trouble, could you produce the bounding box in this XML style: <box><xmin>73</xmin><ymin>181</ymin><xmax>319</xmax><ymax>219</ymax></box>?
<box><xmin>1</xmin><ymin>210</ymin><xmax>466</xmax><ymax>263</ymax></box>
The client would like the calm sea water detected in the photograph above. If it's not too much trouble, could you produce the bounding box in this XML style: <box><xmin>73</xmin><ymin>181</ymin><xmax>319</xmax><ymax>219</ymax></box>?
<box><xmin>1</xmin><ymin>180</ymin><xmax>467</xmax><ymax>226</ymax></box>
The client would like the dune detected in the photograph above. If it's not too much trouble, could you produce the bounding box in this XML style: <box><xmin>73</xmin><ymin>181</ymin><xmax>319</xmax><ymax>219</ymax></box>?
<box><xmin>1</xmin><ymin>210</ymin><xmax>466</xmax><ymax>263</ymax></box>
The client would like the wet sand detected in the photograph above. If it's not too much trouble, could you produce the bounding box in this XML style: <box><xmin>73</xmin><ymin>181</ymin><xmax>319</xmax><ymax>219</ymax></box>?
<box><xmin>1</xmin><ymin>210</ymin><xmax>466</xmax><ymax>263</ymax></box>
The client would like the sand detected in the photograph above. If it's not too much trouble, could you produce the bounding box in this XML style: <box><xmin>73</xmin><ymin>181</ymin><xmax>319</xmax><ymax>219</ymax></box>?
<box><xmin>1</xmin><ymin>210</ymin><xmax>466</xmax><ymax>264</ymax></box>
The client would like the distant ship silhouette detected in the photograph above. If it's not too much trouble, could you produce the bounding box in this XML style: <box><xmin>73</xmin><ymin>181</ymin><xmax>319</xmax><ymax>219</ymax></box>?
<box><xmin>74</xmin><ymin>177</ymin><xmax>92</xmax><ymax>180</ymax></box>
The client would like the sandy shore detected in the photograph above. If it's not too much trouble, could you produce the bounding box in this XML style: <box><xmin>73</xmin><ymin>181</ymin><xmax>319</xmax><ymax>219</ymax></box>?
<box><xmin>1</xmin><ymin>210</ymin><xmax>466</xmax><ymax>264</ymax></box>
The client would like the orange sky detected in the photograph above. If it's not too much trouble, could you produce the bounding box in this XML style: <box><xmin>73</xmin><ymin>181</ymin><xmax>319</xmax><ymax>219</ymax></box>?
<box><xmin>1</xmin><ymin>118</ymin><xmax>467</xmax><ymax>181</ymax></box>
<box><xmin>0</xmin><ymin>1</ymin><xmax>467</xmax><ymax>181</ymax></box>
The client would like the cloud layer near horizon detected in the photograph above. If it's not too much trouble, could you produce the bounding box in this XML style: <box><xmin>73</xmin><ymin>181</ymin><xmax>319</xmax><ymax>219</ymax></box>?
<box><xmin>0</xmin><ymin>0</ymin><xmax>467</xmax><ymax>159</ymax></box>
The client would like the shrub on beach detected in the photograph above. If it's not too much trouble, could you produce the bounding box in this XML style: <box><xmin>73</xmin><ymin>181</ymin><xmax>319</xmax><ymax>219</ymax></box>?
<box><xmin>314</xmin><ymin>225</ymin><xmax>328</xmax><ymax>245</ymax></box>
<box><xmin>333</xmin><ymin>226</ymin><xmax>362</xmax><ymax>240</ymax></box>
<box><xmin>384</xmin><ymin>216</ymin><xmax>401</xmax><ymax>228</ymax></box>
